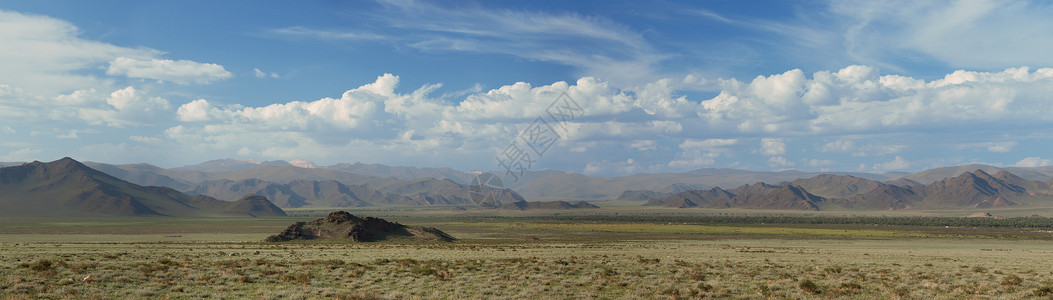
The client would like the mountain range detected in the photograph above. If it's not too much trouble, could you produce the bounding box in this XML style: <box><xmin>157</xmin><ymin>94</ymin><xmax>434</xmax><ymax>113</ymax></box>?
<box><xmin>6</xmin><ymin>157</ymin><xmax>1053</xmax><ymax>212</ymax></box>
<box><xmin>0</xmin><ymin>158</ymin><xmax>286</xmax><ymax>217</ymax></box>
<box><xmin>645</xmin><ymin>170</ymin><xmax>1053</xmax><ymax>211</ymax></box>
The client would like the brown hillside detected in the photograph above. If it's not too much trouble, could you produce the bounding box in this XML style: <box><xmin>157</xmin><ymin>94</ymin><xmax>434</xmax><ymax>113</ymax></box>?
<box><xmin>790</xmin><ymin>174</ymin><xmax>884</xmax><ymax>198</ymax></box>
<box><xmin>645</xmin><ymin>187</ymin><xmax>733</xmax><ymax>207</ymax></box>
<box><xmin>920</xmin><ymin>170</ymin><xmax>1024</xmax><ymax>208</ymax></box>
<box><xmin>617</xmin><ymin>190</ymin><xmax>669</xmax><ymax>201</ymax></box>
<box><xmin>845</xmin><ymin>185</ymin><xmax>922</xmax><ymax>210</ymax></box>
<box><xmin>0</xmin><ymin>158</ymin><xmax>284</xmax><ymax>217</ymax></box>
<box><xmin>708</xmin><ymin>185</ymin><xmax>823</xmax><ymax>210</ymax></box>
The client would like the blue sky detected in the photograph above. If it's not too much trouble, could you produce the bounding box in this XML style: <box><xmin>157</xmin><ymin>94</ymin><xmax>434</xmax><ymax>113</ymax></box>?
<box><xmin>3</xmin><ymin>0</ymin><xmax>1053</xmax><ymax>176</ymax></box>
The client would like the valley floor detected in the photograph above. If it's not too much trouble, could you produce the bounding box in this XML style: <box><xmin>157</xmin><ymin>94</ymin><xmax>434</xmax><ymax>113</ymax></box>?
<box><xmin>3</xmin><ymin>213</ymin><xmax>1053</xmax><ymax>299</ymax></box>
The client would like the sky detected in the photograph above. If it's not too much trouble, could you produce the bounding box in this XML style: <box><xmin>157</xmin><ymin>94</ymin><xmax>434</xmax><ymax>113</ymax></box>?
<box><xmin>3</xmin><ymin>0</ymin><xmax>1053</xmax><ymax>176</ymax></box>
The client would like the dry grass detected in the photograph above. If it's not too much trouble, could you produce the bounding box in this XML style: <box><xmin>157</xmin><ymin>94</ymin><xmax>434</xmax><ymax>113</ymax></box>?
<box><xmin>2</xmin><ymin>236</ymin><xmax>1053</xmax><ymax>298</ymax></box>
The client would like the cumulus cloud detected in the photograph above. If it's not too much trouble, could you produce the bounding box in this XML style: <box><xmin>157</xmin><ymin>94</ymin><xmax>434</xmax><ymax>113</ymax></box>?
<box><xmin>873</xmin><ymin>156</ymin><xmax>910</xmax><ymax>171</ymax></box>
<box><xmin>0</xmin><ymin>10</ymin><xmax>222</xmax><ymax>130</ymax></box>
<box><xmin>165</xmin><ymin>65</ymin><xmax>1053</xmax><ymax>172</ymax></box>
<box><xmin>767</xmin><ymin>156</ymin><xmax>793</xmax><ymax>168</ymax></box>
<box><xmin>666</xmin><ymin>138</ymin><xmax>737</xmax><ymax>169</ymax></box>
<box><xmin>760</xmin><ymin>138</ymin><xmax>786</xmax><ymax>156</ymax></box>
<box><xmin>1016</xmin><ymin>157</ymin><xmax>1052</xmax><ymax>168</ymax></box>
<box><xmin>107</xmin><ymin>57</ymin><xmax>232</xmax><ymax>84</ymax></box>
<box><xmin>77</xmin><ymin>87</ymin><xmax>171</xmax><ymax>126</ymax></box>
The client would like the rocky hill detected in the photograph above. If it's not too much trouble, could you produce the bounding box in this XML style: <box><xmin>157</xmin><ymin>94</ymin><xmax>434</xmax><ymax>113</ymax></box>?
<box><xmin>265</xmin><ymin>211</ymin><xmax>453</xmax><ymax>242</ymax></box>
<box><xmin>0</xmin><ymin>158</ymin><xmax>285</xmax><ymax>217</ymax></box>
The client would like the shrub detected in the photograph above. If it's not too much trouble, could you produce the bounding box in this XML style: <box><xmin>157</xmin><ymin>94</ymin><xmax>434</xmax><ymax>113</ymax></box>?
<box><xmin>799</xmin><ymin>279</ymin><xmax>821</xmax><ymax>294</ymax></box>
<box><xmin>1033</xmin><ymin>286</ymin><xmax>1053</xmax><ymax>296</ymax></box>
<box><xmin>838</xmin><ymin>282</ymin><xmax>862</xmax><ymax>291</ymax></box>
<box><xmin>1001</xmin><ymin>274</ymin><xmax>1023</xmax><ymax>286</ymax></box>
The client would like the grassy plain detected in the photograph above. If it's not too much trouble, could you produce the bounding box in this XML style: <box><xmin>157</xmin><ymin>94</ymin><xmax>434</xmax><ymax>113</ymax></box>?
<box><xmin>4</xmin><ymin>206</ymin><xmax>1053</xmax><ymax>298</ymax></box>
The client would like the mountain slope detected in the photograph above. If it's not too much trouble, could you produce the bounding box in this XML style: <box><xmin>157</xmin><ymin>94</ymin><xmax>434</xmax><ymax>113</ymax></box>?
<box><xmin>790</xmin><ymin>174</ymin><xmax>884</xmax><ymax>198</ymax></box>
<box><xmin>708</xmin><ymin>185</ymin><xmax>824</xmax><ymax>210</ymax></box>
<box><xmin>0</xmin><ymin>158</ymin><xmax>284</xmax><ymax>217</ymax></box>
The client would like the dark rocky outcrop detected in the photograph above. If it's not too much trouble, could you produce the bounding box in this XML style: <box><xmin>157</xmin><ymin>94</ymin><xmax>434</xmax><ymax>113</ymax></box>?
<box><xmin>265</xmin><ymin>211</ymin><xmax>454</xmax><ymax>242</ymax></box>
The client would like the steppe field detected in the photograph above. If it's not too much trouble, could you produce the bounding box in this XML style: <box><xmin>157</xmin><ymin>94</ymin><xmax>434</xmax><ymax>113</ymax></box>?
<box><xmin>4</xmin><ymin>205</ymin><xmax>1053</xmax><ymax>299</ymax></box>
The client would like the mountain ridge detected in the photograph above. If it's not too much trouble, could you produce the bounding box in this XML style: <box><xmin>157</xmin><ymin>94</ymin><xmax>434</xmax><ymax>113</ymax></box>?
<box><xmin>0</xmin><ymin>158</ymin><xmax>286</xmax><ymax>217</ymax></box>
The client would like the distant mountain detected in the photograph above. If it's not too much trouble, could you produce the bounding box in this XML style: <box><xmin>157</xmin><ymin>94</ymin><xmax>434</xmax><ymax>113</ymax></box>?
<box><xmin>83</xmin><ymin>162</ymin><xmax>197</xmax><ymax>191</ymax></box>
<box><xmin>189</xmin><ymin>179</ymin><xmax>407</xmax><ymax>208</ymax></box>
<box><xmin>790</xmin><ymin>174</ymin><xmax>885</xmax><ymax>198</ymax></box>
<box><xmin>844</xmin><ymin>185</ymin><xmax>921</xmax><ymax>210</ymax></box>
<box><xmin>891</xmin><ymin>164</ymin><xmax>1053</xmax><ymax>184</ymax></box>
<box><xmin>647</xmin><ymin>184</ymin><xmax>823</xmax><ymax>210</ymax></box>
<box><xmin>648</xmin><ymin>169</ymin><xmax>1053</xmax><ymax>211</ymax></box>
<box><xmin>708</xmin><ymin>185</ymin><xmax>824</xmax><ymax>210</ymax></box>
<box><xmin>0</xmin><ymin>158</ymin><xmax>285</xmax><ymax>217</ymax></box>
<box><xmin>616</xmin><ymin>190</ymin><xmax>670</xmax><ymax>201</ymax></box>
<box><xmin>915</xmin><ymin>170</ymin><xmax>1026</xmax><ymax>208</ymax></box>
<box><xmin>326</xmin><ymin>162</ymin><xmax>474</xmax><ymax>183</ymax></box>
<box><xmin>498</xmin><ymin>200</ymin><xmax>599</xmax><ymax>210</ymax></box>
<box><xmin>514</xmin><ymin>169</ymin><xmax>895</xmax><ymax>199</ymax></box>
<box><xmin>0</xmin><ymin>162</ymin><xmax>24</xmax><ymax>167</ymax></box>
<box><xmin>226</xmin><ymin>194</ymin><xmax>289</xmax><ymax>217</ymax></box>
<box><xmin>173</xmin><ymin>158</ymin><xmax>290</xmax><ymax>173</ymax></box>
<box><xmin>891</xmin><ymin>164</ymin><xmax>1006</xmax><ymax>185</ymax></box>
<box><xmin>645</xmin><ymin>188</ymin><xmax>733</xmax><ymax>207</ymax></box>
<box><xmin>288</xmin><ymin>159</ymin><xmax>318</xmax><ymax>169</ymax></box>
<box><xmin>187</xmin><ymin>177</ymin><xmax>525</xmax><ymax>208</ymax></box>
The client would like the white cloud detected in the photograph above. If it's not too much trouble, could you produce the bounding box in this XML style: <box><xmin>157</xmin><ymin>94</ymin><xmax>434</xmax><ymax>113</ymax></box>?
<box><xmin>0</xmin><ymin>9</ymin><xmax>155</xmax><ymax>95</ymax></box>
<box><xmin>2</xmin><ymin>147</ymin><xmax>41</xmax><ymax>161</ymax></box>
<box><xmin>760</xmin><ymin>138</ymin><xmax>786</xmax><ymax>156</ymax></box>
<box><xmin>583</xmin><ymin>159</ymin><xmax>640</xmax><ymax>176</ymax></box>
<box><xmin>873</xmin><ymin>156</ymin><xmax>910</xmax><ymax>171</ymax></box>
<box><xmin>254</xmin><ymin>68</ymin><xmax>279</xmax><ymax>79</ymax></box>
<box><xmin>767</xmin><ymin>156</ymin><xmax>793</xmax><ymax>168</ymax></box>
<box><xmin>270</xmin><ymin>26</ymin><xmax>387</xmax><ymax>41</ymax></box>
<box><xmin>1016</xmin><ymin>157</ymin><xmax>1052</xmax><ymax>168</ymax></box>
<box><xmin>804</xmin><ymin>158</ymin><xmax>836</xmax><ymax>167</ymax></box>
<box><xmin>629</xmin><ymin>140</ymin><xmax>657</xmax><ymax>151</ymax></box>
<box><xmin>957</xmin><ymin>141</ymin><xmax>1017</xmax><ymax>153</ymax></box>
<box><xmin>107</xmin><ymin>57</ymin><xmax>232</xmax><ymax>84</ymax></box>
<box><xmin>57</xmin><ymin>129</ymin><xmax>96</xmax><ymax>139</ymax></box>
<box><xmin>828</xmin><ymin>0</ymin><xmax>1053</xmax><ymax>70</ymax></box>
<box><xmin>667</xmin><ymin>138</ymin><xmax>737</xmax><ymax>169</ymax></box>
<box><xmin>162</xmin><ymin>65</ymin><xmax>1053</xmax><ymax>173</ymax></box>
<box><xmin>77</xmin><ymin>87</ymin><xmax>171</xmax><ymax>126</ymax></box>
<box><xmin>129</xmin><ymin>136</ymin><xmax>162</xmax><ymax>144</ymax></box>
<box><xmin>820</xmin><ymin>138</ymin><xmax>905</xmax><ymax>156</ymax></box>
<box><xmin>312</xmin><ymin>0</ymin><xmax>662</xmax><ymax>85</ymax></box>
<box><xmin>0</xmin><ymin>126</ymin><xmax>13</xmax><ymax>134</ymax></box>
